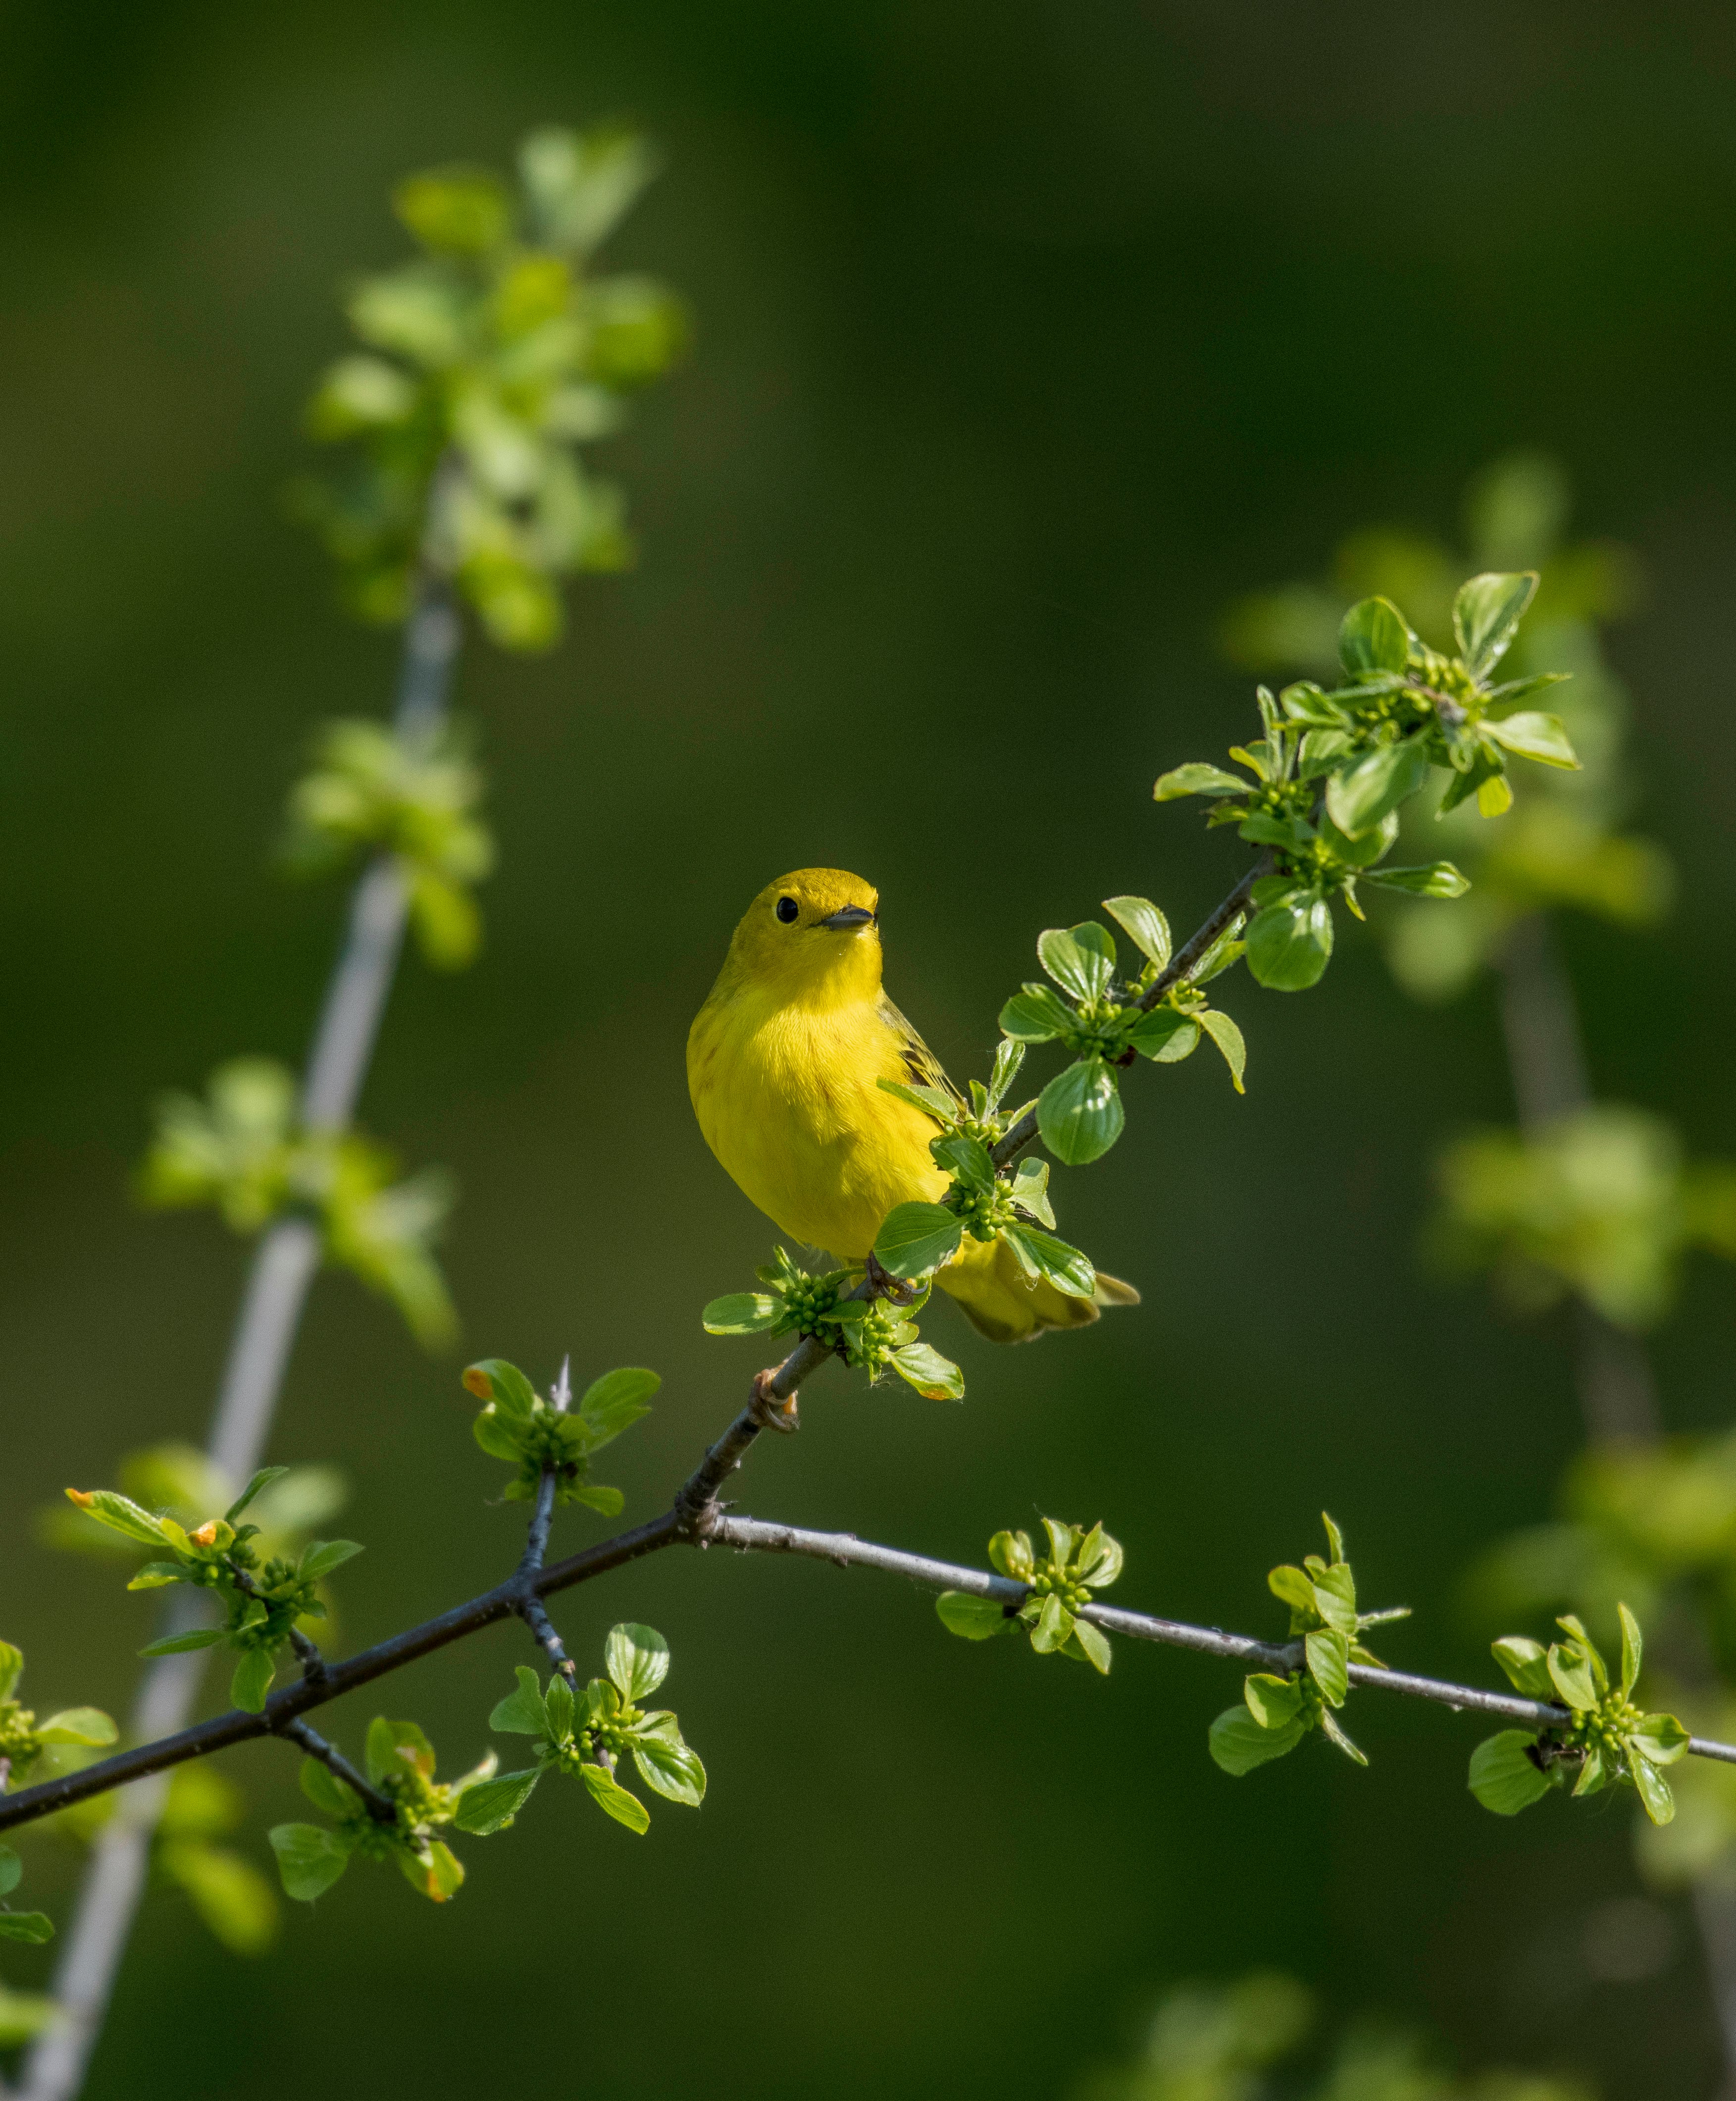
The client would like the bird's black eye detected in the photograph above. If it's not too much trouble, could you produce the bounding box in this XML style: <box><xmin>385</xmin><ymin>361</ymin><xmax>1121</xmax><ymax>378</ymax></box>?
<box><xmin>775</xmin><ymin>896</ymin><xmax>799</xmax><ymax>924</ymax></box>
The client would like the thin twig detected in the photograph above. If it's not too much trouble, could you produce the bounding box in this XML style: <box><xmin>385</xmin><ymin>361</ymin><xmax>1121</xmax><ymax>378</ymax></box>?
<box><xmin>279</xmin><ymin>1720</ymin><xmax>394</xmax><ymax>1823</ymax></box>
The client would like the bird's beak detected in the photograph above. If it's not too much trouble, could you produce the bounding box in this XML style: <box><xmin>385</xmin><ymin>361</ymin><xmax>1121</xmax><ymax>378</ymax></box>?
<box><xmin>819</xmin><ymin>905</ymin><xmax>876</xmax><ymax>932</ymax></box>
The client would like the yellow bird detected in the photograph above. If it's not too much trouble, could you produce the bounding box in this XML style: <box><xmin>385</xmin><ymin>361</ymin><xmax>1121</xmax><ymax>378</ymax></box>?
<box><xmin>687</xmin><ymin>867</ymin><xmax>1138</xmax><ymax>1343</ymax></box>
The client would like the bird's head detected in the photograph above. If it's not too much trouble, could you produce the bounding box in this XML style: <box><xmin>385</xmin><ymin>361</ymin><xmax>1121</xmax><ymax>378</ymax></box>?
<box><xmin>721</xmin><ymin>868</ymin><xmax>883</xmax><ymax>1007</ymax></box>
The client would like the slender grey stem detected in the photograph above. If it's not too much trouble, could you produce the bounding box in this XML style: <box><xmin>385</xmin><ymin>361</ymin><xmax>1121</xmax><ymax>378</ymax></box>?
<box><xmin>279</xmin><ymin>1720</ymin><xmax>394</xmax><ymax>1823</ymax></box>
<box><xmin>19</xmin><ymin>573</ymin><xmax>462</xmax><ymax>2101</ymax></box>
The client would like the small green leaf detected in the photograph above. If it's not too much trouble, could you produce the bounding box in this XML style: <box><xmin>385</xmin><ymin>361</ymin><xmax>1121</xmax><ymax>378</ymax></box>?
<box><xmin>873</xmin><ymin>1201</ymin><xmax>964</xmax><ymax>1280</ymax></box>
<box><xmin>453</xmin><ymin>1768</ymin><xmax>543</xmax><ymax>1835</ymax></box>
<box><xmin>461</xmin><ymin>1359</ymin><xmax>539</xmax><ymax>1419</ymax></box>
<box><xmin>1468</xmin><ymin>1731</ymin><xmax>1552</xmax><ymax>1815</ymax></box>
<box><xmin>231</xmin><ymin>1649</ymin><xmax>276</xmax><ymax>1714</ymax></box>
<box><xmin>1304</xmin><ymin>1629</ymin><xmax>1349</xmax><ymax>1707</ymax></box>
<box><xmin>878</xmin><ymin>1076</ymin><xmax>962</xmax><ymax>1122</ymax></box>
<box><xmin>1000</xmin><ymin>1224</ymin><xmax>1096</xmax><ymax>1299</ymax></box>
<box><xmin>1037</xmin><ymin>925</ymin><xmax>1116</xmax><ymax>1004</ymax></box>
<box><xmin>1007</xmin><ymin>1158</ymin><xmax>1055</xmax><ymax>1228</ymax></box>
<box><xmin>998</xmin><ymin>985</ymin><xmax>1074</xmax><ymax>1044</ymax></box>
<box><xmin>1209</xmin><ymin>1705</ymin><xmax>1307</xmax><ymax>1775</ymax></box>
<box><xmin>578</xmin><ymin>1367</ymin><xmax>660</xmax><ymax>1443</ymax></box>
<box><xmin>1246</xmin><ymin>896</ymin><xmax>1333</xmax><ymax>992</ymax></box>
<box><xmin>1036</xmin><ymin>1058</ymin><xmax>1124</xmax><ymax>1165</ymax></box>
<box><xmin>1618</xmin><ymin>1603</ymin><xmax>1642</xmax><ymax>1700</ymax></box>
<box><xmin>1101</xmin><ymin>896</ymin><xmax>1172</xmax><ymax>967</ymax></box>
<box><xmin>1028</xmin><ymin>1593</ymin><xmax>1074</xmax><ymax>1653</ymax></box>
<box><xmin>36</xmin><ymin>1708</ymin><xmax>117</xmax><ymax>1748</ymax></box>
<box><xmin>1125</xmin><ymin>1007</ymin><xmax>1199</xmax><ymax>1062</ymax></box>
<box><xmin>63</xmin><ymin>1489</ymin><xmax>172</xmax><ymax>1549</ymax></box>
<box><xmin>1359</xmin><ymin>860</ymin><xmax>1470</xmax><ymax>898</ymax></box>
<box><xmin>579</xmin><ymin>1762</ymin><xmax>650</xmax><ymax>1834</ymax></box>
<box><xmin>224</xmin><ymin>1467</ymin><xmax>290</xmax><ymax>1523</ymax></box>
<box><xmin>1326</xmin><ymin>738</ymin><xmax>1430</xmax><ymax>838</ymax></box>
<box><xmin>1482</xmin><ymin>711</ymin><xmax>1579</xmax><ymax>769</ymax></box>
<box><xmin>1196</xmin><ymin>1008</ymin><xmax>1246</xmax><ymax>1090</ymax></box>
<box><xmin>988</xmin><ymin>1529</ymin><xmax>1034</xmax><ymax>1581</ymax></box>
<box><xmin>1317</xmin><ymin>1707</ymin><xmax>1367</xmax><ymax>1766</ymax></box>
<box><xmin>0</xmin><ymin>1914</ymin><xmax>54</xmax><ymax>1945</ymax></box>
<box><xmin>1547</xmin><ymin>1645</ymin><xmax>1599</xmax><ymax>1713</ymax></box>
<box><xmin>140</xmin><ymin>1628</ymin><xmax>226</xmax><ymax>1658</ymax></box>
<box><xmin>889</xmin><ymin>1343</ymin><xmax>966</xmax><ymax>1401</ymax></box>
<box><xmin>126</xmin><ymin>1562</ymin><xmax>188</xmax><ymax>1592</ymax></box>
<box><xmin>1490</xmin><ymin>1637</ymin><xmax>1555</xmax><ymax>1701</ymax></box>
<box><xmin>300</xmin><ymin>1539</ymin><xmax>364</xmax><ymax>1582</ymax></box>
<box><xmin>565</xmin><ymin>1483</ymin><xmax>625</xmax><ymax>1516</ymax></box>
<box><xmin>605</xmin><ymin>1624</ymin><xmax>670</xmax><ymax>1703</ymax></box>
<box><xmin>1628</xmin><ymin>1712</ymin><xmax>1691</xmax><ymax>1768</ymax></box>
<box><xmin>931</xmin><ymin>1131</ymin><xmax>996</xmax><ymax>1190</ymax></box>
<box><xmin>268</xmin><ymin>1823</ymin><xmax>353</xmax><ymax>1902</ymax></box>
<box><xmin>0</xmin><ymin>1644</ymin><xmax>21</xmax><ymax>1703</ymax></box>
<box><xmin>1072</xmin><ymin>1523</ymin><xmax>1123</xmax><ymax>1588</ymax></box>
<box><xmin>1066</xmin><ymin>1619</ymin><xmax>1113</xmax><ymax>1675</ymax></box>
<box><xmin>1452</xmin><ymin>571</ymin><xmax>1536</xmax><ymax>678</ymax></box>
<box><xmin>1339</xmin><ymin>595</ymin><xmax>1412</xmax><ymax>676</ymax></box>
<box><xmin>1267</xmin><ymin>1564</ymin><xmax>1316</xmax><ymax>1616</ymax></box>
<box><xmin>701</xmin><ymin>1293</ymin><xmax>781</xmax><ymax>1335</ymax></box>
<box><xmin>1154</xmin><ymin>762</ymin><xmax>1249</xmax><ymax>802</ymax></box>
<box><xmin>629</xmin><ymin>1722</ymin><xmax>707</xmax><ymax>1806</ymax></box>
<box><xmin>1243</xmin><ymin>1674</ymin><xmax>1305</xmax><ymax>1730</ymax></box>
<box><xmin>366</xmin><ymin>1717</ymin><xmax>436</xmax><ymax>1787</ymax></box>
<box><xmin>1629</xmin><ymin>1751</ymin><xmax>1676</xmax><ymax>1827</ymax></box>
<box><xmin>490</xmin><ymin>1666</ymin><xmax>551</xmax><ymax>1736</ymax></box>
<box><xmin>299</xmin><ymin>1757</ymin><xmax>360</xmax><ymax>1819</ymax></box>
<box><xmin>936</xmin><ymin>1591</ymin><xmax>1013</xmax><ymax>1641</ymax></box>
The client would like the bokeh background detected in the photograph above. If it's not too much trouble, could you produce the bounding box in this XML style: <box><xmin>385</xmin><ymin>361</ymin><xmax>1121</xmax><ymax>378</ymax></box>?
<box><xmin>4</xmin><ymin>2</ymin><xmax>1736</xmax><ymax>2095</ymax></box>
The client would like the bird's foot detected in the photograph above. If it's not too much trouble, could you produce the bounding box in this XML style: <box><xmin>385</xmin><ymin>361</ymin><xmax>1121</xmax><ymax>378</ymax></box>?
<box><xmin>865</xmin><ymin>1251</ymin><xmax>919</xmax><ymax>1307</ymax></box>
<box><xmin>749</xmin><ymin>1367</ymin><xmax>801</xmax><ymax>1434</ymax></box>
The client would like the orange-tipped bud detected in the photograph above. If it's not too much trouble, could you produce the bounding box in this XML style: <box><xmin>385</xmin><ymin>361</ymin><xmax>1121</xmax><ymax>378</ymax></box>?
<box><xmin>65</xmin><ymin>1489</ymin><xmax>94</xmax><ymax>1508</ymax></box>
<box><xmin>461</xmin><ymin>1366</ymin><xmax>492</xmax><ymax>1400</ymax></box>
<box><xmin>188</xmin><ymin>1521</ymin><xmax>220</xmax><ymax>1548</ymax></box>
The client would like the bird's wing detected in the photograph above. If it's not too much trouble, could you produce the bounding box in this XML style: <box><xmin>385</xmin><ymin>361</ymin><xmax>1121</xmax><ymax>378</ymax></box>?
<box><xmin>876</xmin><ymin>994</ymin><xmax>966</xmax><ymax>1114</ymax></box>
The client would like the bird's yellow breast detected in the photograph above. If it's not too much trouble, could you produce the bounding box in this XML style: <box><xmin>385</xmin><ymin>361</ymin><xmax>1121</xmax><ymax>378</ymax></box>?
<box><xmin>687</xmin><ymin>986</ymin><xmax>945</xmax><ymax>1259</ymax></box>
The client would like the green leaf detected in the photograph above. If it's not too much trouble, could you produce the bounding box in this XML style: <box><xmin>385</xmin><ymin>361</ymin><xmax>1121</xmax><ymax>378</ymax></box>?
<box><xmin>1547</xmin><ymin>1645</ymin><xmax>1599</xmax><ymax>1713</ymax></box>
<box><xmin>1072</xmin><ymin>1523</ymin><xmax>1124</xmax><ymax>1587</ymax></box>
<box><xmin>1209</xmin><ymin>1705</ymin><xmax>1307</xmax><ymax>1775</ymax></box>
<box><xmin>1243</xmin><ymin>1674</ymin><xmax>1305</xmax><ymax>1730</ymax></box>
<box><xmin>0</xmin><ymin>1914</ymin><xmax>53</xmax><ymax>1945</ymax></box>
<box><xmin>231</xmin><ymin>1649</ymin><xmax>276</xmax><ymax>1714</ymax></box>
<box><xmin>605</xmin><ymin>1624</ymin><xmax>670</xmax><ymax>1703</ymax></box>
<box><xmin>565</xmin><ymin>1483</ymin><xmax>625</xmax><ymax>1517</ymax></box>
<box><xmin>366</xmin><ymin>1717</ymin><xmax>435</xmax><ymax>1786</ymax></box>
<box><xmin>453</xmin><ymin>1767</ymin><xmax>543</xmax><ymax>1835</ymax></box>
<box><xmin>1267</xmin><ymin>1564</ymin><xmax>1316</xmax><ymax>1617</ymax></box>
<box><xmin>877</xmin><ymin>1077</ymin><xmax>962</xmax><ymax>1122</ymax></box>
<box><xmin>579</xmin><ymin>1762</ymin><xmax>650</xmax><ymax>1834</ymax></box>
<box><xmin>1618</xmin><ymin>1603</ymin><xmax>1642</xmax><ymax>1700</ymax></box>
<box><xmin>299</xmin><ymin>1757</ymin><xmax>360</xmax><ymax>1818</ymax></box>
<box><xmin>300</xmin><ymin>1539</ymin><xmax>364</xmax><ymax>1582</ymax></box>
<box><xmin>1318</xmin><ymin>1707</ymin><xmax>1368</xmax><ymax>1766</ymax></box>
<box><xmin>1125</xmin><ymin>1007</ymin><xmax>1199</xmax><ymax>1063</ymax></box>
<box><xmin>1481</xmin><ymin>711</ymin><xmax>1579</xmax><ymax>769</ymax></box>
<box><xmin>1468</xmin><ymin>1731</ymin><xmax>1552</xmax><ymax>1815</ymax></box>
<box><xmin>1490</xmin><ymin>1637</ymin><xmax>1555</xmax><ymax>1701</ymax></box>
<box><xmin>462</xmin><ymin>1359</ymin><xmax>539</xmax><ymax>1419</ymax></box>
<box><xmin>999</xmin><ymin>1224</ymin><xmax>1095</xmax><ymax>1300</ymax></box>
<box><xmin>268</xmin><ymin>1823</ymin><xmax>353</xmax><ymax>1901</ymax></box>
<box><xmin>1067</xmin><ymin>1619</ymin><xmax>1113</xmax><ymax>1675</ymax></box>
<box><xmin>1191</xmin><ymin>919</ymin><xmax>1246</xmax><ymax>987</ymax></box>
<box><xmin>936</xmin><ymin>1591</ymin><xmax>1013</xmax><ymax>1641</ymax></box>
<box><xmin>578</xmin><ymin>1367</ymin><xmax>660</xmax><ymax>1444</ymax></box>
<box><xmin>224</xmin><ymin>1467</ymin><xmax>290</xmax><ymax>1523</ymax></box>
<box><xmin>393</xmin><ymin>167</ymin><xmax>511</xmax><ymax>256</ymax></box>
<box><xmin>1197</xmin><ymin>1008</ymin><xmax>1247</xmax><ymax>1091</ymax></box>
<box><xmin>36</xmin><ymin>1708</ymin><xmax>117</xmax><ymax>1748</ymax></box>
<box><xmin>1629</xmin><ymin>1751</ymin><xmax>1676</xmax><ymax>1827</ymax></box>
<box><xmin>889</xmin><ymin>1343</ymin><xmax>966</xmax><ymax>1401</ymax></box>
<box><xmin>545</xmin><ymin>1676</ymin><xmax>575</xmax><ymax>1744</ymax></box>
<box><xmin>0</xmin><ymin>1644</ymin><xmax>20</xmax><ymax>1703</ymax></box>
<box><xmin>701</xmin><ymin>1293</ymin><xmax>781</xmax><ymax>1336</ymax></box>
<box><xmin>873</xmin><ymin>1201</ymin><xmax>964</xmax><ymax>1279</ymax></box>
<box><xmin>490</xmin><ymin>1667</ymin><xmax>552</xmax><ymax>1737</ymax></box>
<box><xmin>1452</xmin><ymin>571</ymin><xmax>1536</xmax><ymax>678</ymax></box>
<box><xmin>1628</xmin><ymin>1712</ymin><xmax>1691</xmax><ymax>1767</ymax></box>
<box><xmin>1338</xmin><ymin>595</ymin><xmax>1412</xmax><ymax>676</ymax></box>
<box><xmin>986</xmin><ymin>1037</ymin><xmax>1026</xmax><ymax>1110</ymax></box>
<box><xmin>140</xmin><ymin>1628</ymin><xmax>226</xmax><ymax>1657</ymax></box>
<box><xmin>931</xmin><ymin>1131</ymin><xmax>996</xmax><ymax>1190</ymax></box>
<box><xmin>126</xmin><ymin>1561</ymin><xmax>188</xmax><ymax>1592</ymax></box>
<box><xmin>1037</xmin><ymin>925</ymin><xmax>1116</xmax><ymax>1004</ymax></box>
<box><xmin>1326</xmin><ymin>737</ymin><xmax>1430</xmax><ymax>837</ymax></box>
<box><xmin>1359</xmin><ymin>860</ymin><xmax>1470</xmax><ymax>898</ymax></box>
<box><xmin>472</xmin><ymin>1411</ymin><xmax>526</xmax><ymax>1462</ymax></box>
<box><xmin>1101</xmin><ymin>896</ymin><xmax>1172</xmax><ymax>968</ymax></box>
<box><xmin>998</xmin><ymin>984</ymin><xmax>1075</xmax><ymax>1044</ymax></box>
<box><xmin>1028</xmin><ymin>1593</ymin><xmax>1074</xmax><ymax>1654</ymax></box>
<box><xmin>1036</xmin><ymin>1058</ymin><xmax>1123</xmax><ymax>1165</ymax></box>
<box><xmin>988</xmin><ymin>1530</ymin><xmax>1035</xmax><ymax>1581</ymax></box>
<box><xmin>1246</xmin><ymin>896</ymin><xmax>1334</xmax><ymax>992</ymax></box>
<box><xmin>63</xmin><ymin>1489</ymin><xmax>172</xmax><ymax>1549</ymax></box>
<box><xmin>629</xmin><ymin>1722</ymin><xmax>707</xmax><ymax>1806</ymax></box>
<box><xmin>1007</xmin><ymin>1158</ymin><xmax>1055</xmax><ymax>1228</ymax></box>
<box><xmin>1154</xmin><ymin>762</ymin><xmax>1249</xmax><ymax>802</ymax></box>
<box><xmin>1304</xmin><ymin>1629</ymin><xmax>1349</xmax><ymax>1707</ymax></box>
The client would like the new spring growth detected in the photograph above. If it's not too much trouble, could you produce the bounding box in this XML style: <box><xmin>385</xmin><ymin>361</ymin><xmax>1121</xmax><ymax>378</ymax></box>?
<box><xmin>1210</xmin><ymin>1516</ymin><xmax>1411</xmax><ymax>1775</ymax></box>
<box><xmin>1159</xmin><ymin>572</ymin><xmax>1577</xmax><ymax>994</ymax></box>
<box><xmin>703</xmin><ymin>1249</ymin><xmax>965</xmax><ymax>1401</ymax></box>
<box><xmin>463</xmin><ymin>1357</ymin><xmax>658</xmax><ymax>1512</ymax></box>
<box><xmin>63</xmin><ymin>1471</ymin><xmax>362</xmax><ymax>1713</ymax></box>
<box><xmin>270</xmin><ymin>1718</ymin><xmax>498</xmax><ymax>1903</ymax></box>
<box><xmin>462</xmin><ymin>1623</ymin><xmax>705</xmax><ymax>1838</ymax></box>
<box><xmin>1470</xmin><ymin>1604</ymin><xmax>1691</xmax><ymax>1826</ymax></box>
<box><xmin>936</xmin><ymin>1519</ymin><xmax>1126</xmax><ymax>1674</ymax></box>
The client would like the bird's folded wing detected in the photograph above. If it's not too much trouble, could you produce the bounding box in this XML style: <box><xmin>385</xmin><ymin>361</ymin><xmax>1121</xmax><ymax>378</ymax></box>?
<box><xmin>876</xmin><ymin>994</ymin><xmax>966</xmax><ymax>1109</ymax></box>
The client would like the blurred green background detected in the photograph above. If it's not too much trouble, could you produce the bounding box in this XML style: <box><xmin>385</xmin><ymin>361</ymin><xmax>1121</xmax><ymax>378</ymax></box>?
<box><xmin>4</xmin><ymin>2</ymin><xmax>1736</xmax><ymax>2094</ymax></box>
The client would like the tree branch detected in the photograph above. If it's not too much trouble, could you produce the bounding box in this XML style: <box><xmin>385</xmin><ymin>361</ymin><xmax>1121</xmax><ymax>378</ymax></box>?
<box><xmin>279</xmin><ymin>1719</ymin><xmax>394</xmax><ymax>1823</ymax></box>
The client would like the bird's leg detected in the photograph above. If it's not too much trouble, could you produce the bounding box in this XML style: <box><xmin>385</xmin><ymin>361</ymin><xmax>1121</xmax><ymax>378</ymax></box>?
<box><xmin>749</xmin><ymin>1366</ymin><xmax>801</xmax><ymax>1434</ymax></box>
<box><xmin>865</xmin><ymin>1251</ymin><xmax>919</xmax><ymax>1307</ymax></box>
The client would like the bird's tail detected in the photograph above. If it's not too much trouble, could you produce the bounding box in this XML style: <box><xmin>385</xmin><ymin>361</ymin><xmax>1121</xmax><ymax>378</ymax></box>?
<box><xmin>935</xmin><ymin>1234</ymin><xmax>1140</xmax><ymax>1344</ymax></box>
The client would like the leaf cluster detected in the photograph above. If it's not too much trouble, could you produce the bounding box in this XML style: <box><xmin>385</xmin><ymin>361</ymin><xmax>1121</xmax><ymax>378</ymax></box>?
<box><xmin>283</xmin><ymin>717</ymin><xmax>495</xmax><ymax>968</ymax></box>
<box><xmin>461</xmin><ymin>1624</ymin><xmax>705</xmax><ymax>1838</ymax></box>
<box><xmin>1209</xmin><ymin>1517</ymin><xmax>1407</xmax><ymax>1776</ymax></box>
<box><xmin>139</xmin><ymin>1058</ymin><xmax>456</xmax><ymax>1346</ymax></box>
<box><xmin>0</xmin><ymin>1639</ymin><xmax>117</xmax><ymax>1793</ymax></box>
<box><xmin>298</xmin><ymin>125</ymin><xmax>684</xmax><ymax>649</ymax></box>
<box><xmin>462</xmin><ymin>1357</ymin><xmax>655</xmax><ymax>1511</ymax></box>
<box><xmin>1470</xmin><ymin>1606</ymin><xmax>1689</xmax><ymax>1827</ymax></box>
<box><xmin>935</xmin><ymin>1518</ymin><xmax>1125</xmax><ymax>1674</ymax></box>
<box><xmin>63</xmin><ymin>1470</ymin><xmax>362</xmax><ymax>1714</ymax></box>
<box><xmin>270</xmin><ymin>1717</ymin><xmax>497</xmax><ymax>1904</ymax></box>
<box><xmin>702</xmin><ymin>1248</ymin><xmax>965</xmax><ymax>1401</ymax></box>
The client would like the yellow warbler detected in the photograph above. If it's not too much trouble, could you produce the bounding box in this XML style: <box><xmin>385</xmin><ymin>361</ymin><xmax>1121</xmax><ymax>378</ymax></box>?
<box><xmin>688</xmin><ymin>867</ymin><xmax>1138</xmax><ymax>1343</ymax></box>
